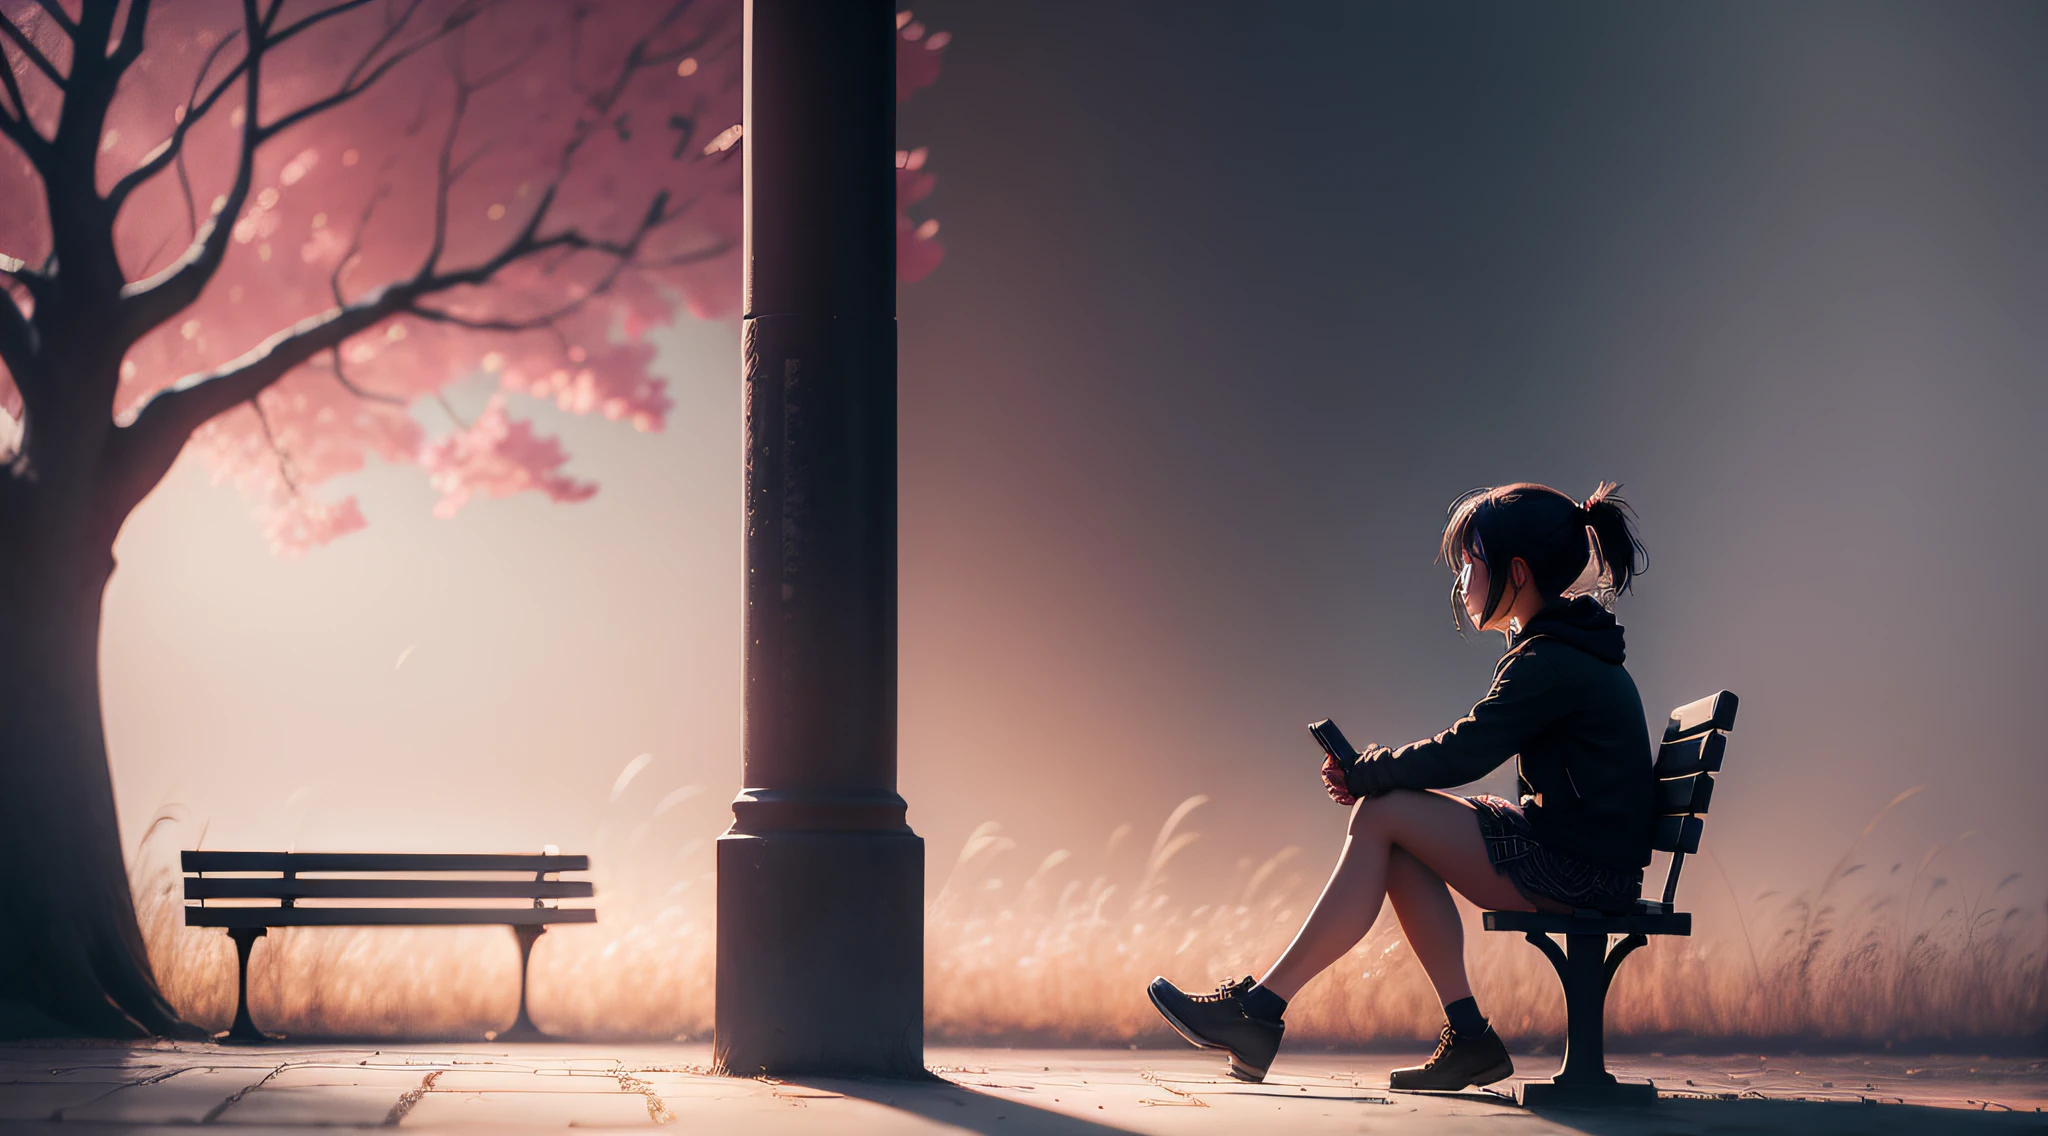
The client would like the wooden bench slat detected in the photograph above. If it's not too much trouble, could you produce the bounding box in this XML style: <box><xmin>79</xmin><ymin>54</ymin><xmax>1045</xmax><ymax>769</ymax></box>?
<box><xmin>1662</xmin><ymin>690</ymin><xmax>1739</xmax><ymax>743</ymax></box>
<box><xmin>1653</xmin><ymin>730</ymin><xmax>1726</xmax><ymax>778</ymax></box>
<box><xmin>185</xmin><ymin>878</ymin><xmax>594</xmax><ymax>901</ymax></box>
<box><xmin>1652</xmin><ymin>814</ymin><xmax>1703</xmax><ymax>854</ymax></box>
<box><xmin>1653</xmin><ymin>772</ymin><xmax>1714</xmax><ymax>816</ymax></box>
<box><xmin>184</xmin><ymin>907</ymin><xmax>597</xmax><ymax>928</ymax></box>
<box><xmin>181</xmin><ymin>852</ymin><xmax>589</xmax><ymax>873</ymax></box>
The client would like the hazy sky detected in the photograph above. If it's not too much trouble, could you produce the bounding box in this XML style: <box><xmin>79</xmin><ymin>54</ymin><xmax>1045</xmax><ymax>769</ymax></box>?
<box><xmin>106</xmin><ymin>1</ymin><xmax>2047</xmax><ymax>933</ymax></box>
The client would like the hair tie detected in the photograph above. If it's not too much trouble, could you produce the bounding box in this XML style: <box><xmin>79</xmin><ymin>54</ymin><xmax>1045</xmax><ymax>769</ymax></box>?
<box><xmin>1582</xmin><ymin>479</ymin><xmax>1620</xmax><ymax>513</ymax></box>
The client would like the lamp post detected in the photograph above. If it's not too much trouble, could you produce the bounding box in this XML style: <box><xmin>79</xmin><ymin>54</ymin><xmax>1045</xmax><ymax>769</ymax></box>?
<box><xmin>713</xmin><ymin>0</ymin><xmax>924</xmax><ymax>1077</ymax></box>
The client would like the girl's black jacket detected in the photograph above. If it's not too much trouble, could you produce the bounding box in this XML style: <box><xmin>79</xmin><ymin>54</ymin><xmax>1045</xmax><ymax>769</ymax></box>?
<box><xmin>1344</xmin><ymin>598</ymin><xmax>1655</xmax><ymax>872</ymax></box>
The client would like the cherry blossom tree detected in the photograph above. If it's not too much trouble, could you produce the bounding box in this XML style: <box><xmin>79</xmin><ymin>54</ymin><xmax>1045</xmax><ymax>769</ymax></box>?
<box><xmin>0</xmin><ymin>0</ymin><xmax>945</xmax><ymax>1037</ymax></box>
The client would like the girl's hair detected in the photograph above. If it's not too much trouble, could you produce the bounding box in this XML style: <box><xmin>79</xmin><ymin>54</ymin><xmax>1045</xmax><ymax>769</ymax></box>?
<box><xmin>1436</xmin><ymin>481</ymin><xmax>1646</xmax><ymax>631</ymax></box>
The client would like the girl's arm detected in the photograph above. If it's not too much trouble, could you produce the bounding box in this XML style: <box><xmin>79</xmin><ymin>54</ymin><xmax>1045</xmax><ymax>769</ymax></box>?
<box><xmin>1345</xmin><ymin>648</ymin><xmax>1569</xmax><ymax>798</ymax></box>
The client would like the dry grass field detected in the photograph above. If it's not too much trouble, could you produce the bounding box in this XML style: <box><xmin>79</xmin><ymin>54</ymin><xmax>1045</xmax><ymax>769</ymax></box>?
<box><xmin>135</xmin><ymin>793</ymin><xmax>2047</xmax><ymax>1047</ymax></box>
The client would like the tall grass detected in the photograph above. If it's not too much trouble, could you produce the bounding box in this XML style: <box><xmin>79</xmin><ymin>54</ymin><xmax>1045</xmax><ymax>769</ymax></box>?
<box><xmin>134</xmin><ymin>795</ymin><xmax>2047</xmax><ymax>1047</ymax></box>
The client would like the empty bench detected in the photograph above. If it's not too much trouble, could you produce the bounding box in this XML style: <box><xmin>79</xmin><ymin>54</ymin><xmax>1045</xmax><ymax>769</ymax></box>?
<box><xmin>182</xmin><ymin>851</ymin><xmax>596</xmax><ymax>1043</ymax></box>
<box><xmin>1482</xmin><ymin>689</ymin><xmax>1738</xmax><ymax>1107</ymax></box>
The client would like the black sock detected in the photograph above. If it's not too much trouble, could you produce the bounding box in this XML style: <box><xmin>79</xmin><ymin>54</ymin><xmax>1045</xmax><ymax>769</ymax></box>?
<box><xmin>1242</xmin><ymin>984</ymin><xmax>1288</xmax><ymax>1023</ymax></box>
<box><xmin>1443</xmin><ymin>996</ymin><xmax>1487</xmax><ymax>1039</ymax></box>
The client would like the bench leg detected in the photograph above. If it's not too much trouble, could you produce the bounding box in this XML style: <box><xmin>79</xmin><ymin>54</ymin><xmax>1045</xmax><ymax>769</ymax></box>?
<box><xmin>1517</xmin><ymin>931</ymin><xmax>1655</xmax><ymax>1108</ymax></box>
<box><xmin>499</xmin><ymin>925</ymin><xmax>548</xmax><ymax>1041</ymax></box>
<box><xmin>222</xmin><ymin>928</ymin><xmax>277</xmax><ymax>1044</ymax></box>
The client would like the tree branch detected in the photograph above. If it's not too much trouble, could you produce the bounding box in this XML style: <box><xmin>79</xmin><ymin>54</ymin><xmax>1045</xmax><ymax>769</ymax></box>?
<box><xmin>114</xmin><ymin>0</ymin><xmax>483</xmax><ymax>344</ymax></box>
<box><xmin>109</xmin><ymin>0</ymin><xmax>151</xmax><ymax>71</ymax></box>
<box><xmin>0</xmin><ymin>13</ymin><xmax>47</xmax><ymax>157</ymax></box>
<box><xmin>32</xmin><ymin>2</ymin><xmax>77</xmax><ymax>39</ymax></box>
<box><xmin>248</xmin><ymin>392</ymin><xmax>299</xmax><ymax>493</ymax></box>
<box><xmin>0</xmin><ymin>252</ymin><xmax>53</xmax><ymax>383</ymax></box>
<box><xmin>0</xmin><ymin>10</ymin><xmax>66</xmax><ymax>89</ymax></box>
<box><xmin>0</xmin><ymin>273</ymin><xmax>34</xmax><ymax>379</ymax></box>
<box><xmin>420</xmin><ymin>65</ymin><xmax>474</xmax><ymax>277</ymax></box>
<box><xmin>0</xmin><ymin>24</ymin><xmax>56</xmax><ymax>168</ymax></box>
<box><xmin>432</xmin><ymin>388</ymin><xmax>469</xmax><ymax>429</ymax></box>
<box><xmin>0</xmin><ymin>101</ymin><xmax>47</xmax><ymax>164</ymax></box>
<box><xmin>106</xmin><ymin>1</ymin><xmax>378</xmax><ymax>215</ymax></box>
<box><xmin>106</xmin><ymin>292</ymin><xmax>406</xmax><ymax>516</ymax></box>
<box><xmin>255</xmin><ymin>2</ymin><xmax>466</xmax><ymax>143</ymax></box>
<box><xmin>409</xmin><ymin>233</ymin><xmax>725</xmax><ymax>334</ymax></box>
<box><xmin>326</xmin><ymin>344</ymin><xmax>405</xmax><ymax>405</ymax></box>
<box><xmin>103</xmin><ymin>27</ymin><xmax>238</xmax><ymax>215</ymax></box>
<box><xmin>108</xmin><ymin>175</ymin><xmax>681</xmax><ymax>518</ymax></box>
<box><xmin>0</xmin><ymin>34</ymin><xmax>27</xmax><ymax>119</ymax></box>
<box><xmin>113</xmin><ymin>0</ymin><xmax>264</xmax><ymax>344</ymax></box>
<box><xmin>265</xmin><ymin>0</ymin><xmax>484</xmax><ymax>146</ymax></box>
<box><xmin>98</xmin><ymin>0</ymin><xmax>726</xmax><ymax>519</ymax></box>
<box><xmin>0</xmin><ymin>251</ymin><xmax>54</xmax><ymax>308</ymax></box>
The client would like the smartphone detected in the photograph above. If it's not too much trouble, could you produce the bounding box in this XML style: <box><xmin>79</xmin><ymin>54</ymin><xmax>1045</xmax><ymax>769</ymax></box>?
<box><xmin>1308</xmin><ymin>719</ymin><xmax>1362</xmax><ymax>766</ymax></box>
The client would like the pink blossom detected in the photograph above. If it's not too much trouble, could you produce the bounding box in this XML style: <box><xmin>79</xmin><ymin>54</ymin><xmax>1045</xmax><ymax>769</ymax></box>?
<box><xmin>262</xmin><ymin>492</ymin><xmax>368</xmax><ymax>558</ymax></box>
<box><xmin>895</xmin><ymin>10</ymin><xmax>949</xmax><ymax>104</ymax></box>
<box><xmin>419</xmin><ymin>396</ymin><xmax>596</xmax><ymax>521</ymax></box>
<box><xmin>0</xmin><ymin>3</ymin><xmax>946</xmax><ymax>551</ymax></box>
<box><xmin>897</xmin><ymin>150</ymin><xmax>944</xmax><ymax>284</ymax></box>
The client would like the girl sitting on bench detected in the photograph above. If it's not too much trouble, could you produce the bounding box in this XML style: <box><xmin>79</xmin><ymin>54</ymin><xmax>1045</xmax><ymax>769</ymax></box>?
<box><xmin>1147</xmin><ymin>481</ymin><xmax>1652</xmax><ymax>1089</ymax></box>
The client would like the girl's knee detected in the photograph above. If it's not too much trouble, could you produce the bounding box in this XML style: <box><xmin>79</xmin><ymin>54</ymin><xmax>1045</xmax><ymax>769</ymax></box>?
<box><xmin>1348</xmin><ymin>789</ymin><xmax>1429</xmax><ymax>837</ymax></box>
<box><xmin>1346</xmin><ymin>793</ymin><xmax>1389</xmax><ymax>836</ymax></box>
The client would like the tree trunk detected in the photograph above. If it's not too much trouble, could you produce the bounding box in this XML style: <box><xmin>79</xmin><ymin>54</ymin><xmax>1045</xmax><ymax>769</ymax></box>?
<box><xmin>0</xmin><ymin>482</ymin><xmax>196</xmax><ymax>1038</ymax></box>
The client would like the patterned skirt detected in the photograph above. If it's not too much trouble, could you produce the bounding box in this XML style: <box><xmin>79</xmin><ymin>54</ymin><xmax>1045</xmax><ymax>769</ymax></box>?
<box><xmin>1466</xmin><ymin>794</ymin><xmax>1642</xmax><ymax>915</ymax></box>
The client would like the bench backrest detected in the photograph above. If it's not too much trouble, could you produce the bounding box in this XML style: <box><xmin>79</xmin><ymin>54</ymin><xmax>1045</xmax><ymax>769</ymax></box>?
<box><xmin>1649</xmin><ymin>690</ymin><xmax>1738</xmax><ymax>909</ymax></box>
<box><xmin>182</xmin><ymin>851</ymin><xmax>592</xmax><ymax>906</ymax></box>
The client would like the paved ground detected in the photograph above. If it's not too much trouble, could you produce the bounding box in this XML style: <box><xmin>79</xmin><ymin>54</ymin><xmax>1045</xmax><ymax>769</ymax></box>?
<box><xmin>0</xmin><ymin>1042</ymin><xmax>2041</xmax><ymax>1133</ymax></box>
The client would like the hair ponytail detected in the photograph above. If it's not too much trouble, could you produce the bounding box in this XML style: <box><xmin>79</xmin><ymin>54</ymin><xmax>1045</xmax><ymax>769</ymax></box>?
<box><xmin>1580</xmin><ymin>481</ymin><xmax>1646</xmax><ymax>597</ymax></box>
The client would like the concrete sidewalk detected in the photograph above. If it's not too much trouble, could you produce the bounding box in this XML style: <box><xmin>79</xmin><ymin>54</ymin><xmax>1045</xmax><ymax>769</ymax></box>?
<box><xmin>0</xmin><ymin>1042</ymin><xmax>2040</xmax><ymax>1133</ymax></box>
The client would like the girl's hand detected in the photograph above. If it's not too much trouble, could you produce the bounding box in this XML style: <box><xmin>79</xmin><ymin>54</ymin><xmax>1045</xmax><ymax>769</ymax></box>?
<box><xmin>1321</xmin><ymin>755</ymin><xmax>1356</xmax><ymax>806</ymax></box>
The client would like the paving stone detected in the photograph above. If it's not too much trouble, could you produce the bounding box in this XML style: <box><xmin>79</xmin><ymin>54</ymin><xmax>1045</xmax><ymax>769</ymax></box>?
<box><xmin>57</xmin><ymin>1065</ymin><xmax>277</xmax><ymax>1124</ymax></box>
<box><xmin>431</xmin><ymin>1068</ymin><xmax>622</xmax><ymax>1092</ymax></box>
<box><xmin>0</xmin><ymin>1060</ymin><xmax>174</xmax><ymax>1083</ymax></box>
<box><xmin>260</xmin><ymin>1064</ymin><xmax>438</xmax><ymax>1090</ymax></box>
<box><xmin>216</xmin><ymin>1084</ymin><xmax>413</xmax><ymax>1126</ymax></box>
<box><xmin>622</xmin><ymin>1071</ymin><xmax>773</xmax><ymax>1100</ymax></box>
<box><xmin>400</xmin><ymin>1088</ymin><xmax>661</xmax><ymax>1128</ymax></box>
<box><xmin>0</xmin><ymin>1081</ymin><xmax>127</xmax><ymax>1120</ymax></box>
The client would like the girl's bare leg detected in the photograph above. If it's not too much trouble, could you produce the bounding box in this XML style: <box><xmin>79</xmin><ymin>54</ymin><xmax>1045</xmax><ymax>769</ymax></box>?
<box><xmin>1256</xmin><ymin>790</ymin><xmax>1531</xmax><ymax>1001</ymax></box>
<box><xmin>1387</xmin><ymin>848</ymin><xmax>1470</xmax><ymax>1005</ymax></box>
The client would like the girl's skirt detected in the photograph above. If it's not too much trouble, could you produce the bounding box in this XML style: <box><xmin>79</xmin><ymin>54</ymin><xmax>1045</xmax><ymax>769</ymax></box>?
<box><xmin>1465</xmin><ymin>794</ymin><xmax>1643</xmax><ymax>915</ymax></box>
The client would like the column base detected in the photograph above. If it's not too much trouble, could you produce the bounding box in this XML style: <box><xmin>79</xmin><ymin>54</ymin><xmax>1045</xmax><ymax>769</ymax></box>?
<box><xmin>1519</xmin><ymin>1077</ymin><xmax>1658</xmax><ymax>1108</ymax></box>
<box><xmin>713</xmin><ymin>829</ymin><xmax>923</xmax><ymax>1077</ymax></box>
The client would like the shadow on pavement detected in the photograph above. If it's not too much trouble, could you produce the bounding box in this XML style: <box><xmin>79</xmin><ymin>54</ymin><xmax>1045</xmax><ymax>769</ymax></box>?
<box><xmin>1532</xmin><ymin>1097</ymin><xmax>2048</xmax><ymax>1135</ymax></box>
<box><xmin>788</xmin><ymin>1075</ymin><xmax>1141</xmax><ymax>1136</ymax></box>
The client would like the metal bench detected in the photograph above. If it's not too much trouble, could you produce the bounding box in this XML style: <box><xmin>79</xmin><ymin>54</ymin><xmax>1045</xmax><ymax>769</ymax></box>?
<box><xmin>1482</xmin><ymin>689</ymin><xmax>1738</xmax><ymax>1107</ymax></box>
<box><xmin>182</xmin><ymin>851</ymin><xmax>596</xmax><ymax>1043</ymax></box>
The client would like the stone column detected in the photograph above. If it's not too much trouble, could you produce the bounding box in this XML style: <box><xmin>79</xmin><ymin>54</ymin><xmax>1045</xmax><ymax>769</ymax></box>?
<box><xmin>713</xmin><ymin>0</ymin><xmax>924</xmax><ymax>1077</ymax></box>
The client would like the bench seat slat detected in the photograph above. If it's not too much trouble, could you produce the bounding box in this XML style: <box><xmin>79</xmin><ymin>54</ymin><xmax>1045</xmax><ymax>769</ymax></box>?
<box><xmin>1653</xmin><ymin>731</ymin><xmax>1726</xmax><ymax>779</ymax></box>
<box><xmin>1482</xmin><ymin>909</ymin><xmax>1691</xmax><ymax>936</ymax></box>
<box><xmin>182</xmin><ymin>851</ymin><xmax>588</xmax><ymax>873</ymax></box>
<box><xmin>185</xmin><ymin>879</ymin><xmax>594</xmax><ymax>901</ymax></box>
<box><xmin>184</xmin><ymin>907</ymin><xmax>597</xmax><ymax>928</ymax></box>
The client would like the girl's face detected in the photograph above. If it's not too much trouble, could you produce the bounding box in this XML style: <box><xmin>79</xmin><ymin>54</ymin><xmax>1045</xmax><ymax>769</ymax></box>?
<box><xmin>1459</xmin><ymin>551</ymin><xmax>1489</xmax><ymax>628</ymax></box>
<box><xmin>1463</xmin><ymin>548</ymin><xmax>1541</xmax><ymax>635</ymax></box>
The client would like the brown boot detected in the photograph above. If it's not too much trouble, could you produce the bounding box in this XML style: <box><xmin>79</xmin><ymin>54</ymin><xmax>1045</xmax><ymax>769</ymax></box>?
<box><xmin>1389</xmin><ymin>1025</ymin><xmax>1513</xmax><ymax>1091</ymax></box>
